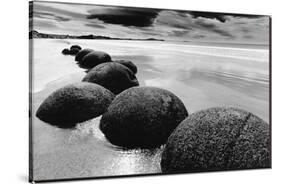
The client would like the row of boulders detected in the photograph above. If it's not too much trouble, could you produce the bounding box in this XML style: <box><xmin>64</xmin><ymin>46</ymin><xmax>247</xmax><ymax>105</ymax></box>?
<box><xmin>36</xmin><ymin>44</ymin><xmax>270</xmax><ymax>173</ymax></box>
<box><xmin>62</xmin><ymin>45</ymin><xmax>82</xmax><ymax>55</ymax></box>
<box><xmin>63</xmin><ymin>46</ymin><xmax>139</xmax><ymax>94</ymax></box>
<box><xmin>38</xmin><ymin>45</ymin><xmax>141</xmax><ymax>126</ymax></box>
<box><xmin>63</xmin><ymin>46</ymin><xmax>138</xmax><ymax>75</ymax></box>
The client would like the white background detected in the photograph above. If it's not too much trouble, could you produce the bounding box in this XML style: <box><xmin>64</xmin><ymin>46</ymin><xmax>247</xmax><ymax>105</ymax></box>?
<box><xmin>0</xmin><ymin>0</ymin><xmax>279</xmax><ymax>183</ymax></box>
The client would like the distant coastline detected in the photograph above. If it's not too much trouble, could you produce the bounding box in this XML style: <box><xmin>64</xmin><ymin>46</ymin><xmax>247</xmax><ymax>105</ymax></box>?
<box><xmin>29</xmin><ymin>30</ymin><xmax>165</xmax><ymax>41</ymax></box>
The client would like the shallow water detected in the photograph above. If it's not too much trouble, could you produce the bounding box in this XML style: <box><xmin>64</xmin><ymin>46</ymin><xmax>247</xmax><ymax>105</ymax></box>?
<box><xmin>31</xmin><ymin>39</ymin><xmax>269</xmax><ymax>180</ymax></box>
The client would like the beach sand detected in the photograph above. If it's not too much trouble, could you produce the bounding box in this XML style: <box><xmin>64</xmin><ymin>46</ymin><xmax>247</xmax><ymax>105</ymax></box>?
<box><xmin>31</xmin><ymin>39</ymin><xmax>269</xmax><ymax>180</ymax></box>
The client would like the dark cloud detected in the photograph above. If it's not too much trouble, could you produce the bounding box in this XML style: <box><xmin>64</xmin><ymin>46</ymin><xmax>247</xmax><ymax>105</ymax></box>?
<box><xmin>87</xmin><ymin>7</ymin><xmax>160</xmax><ymax>27</ymax></box>
<box><xmin>85</xmin><ymin>23</ymin><xmax>106</xmax><ymax>29</ymax></box>
<box><xmin>188</xmin><ymin>11</ymin><xmax>264</xmax><ymax>23</ymax></box>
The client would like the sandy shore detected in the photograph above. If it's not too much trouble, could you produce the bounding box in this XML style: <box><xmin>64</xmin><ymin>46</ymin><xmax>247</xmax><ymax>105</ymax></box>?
<box><xmin>31</xmin><ymin>39</ymin><xmax>269</xmax><ymax>180</ymax></box>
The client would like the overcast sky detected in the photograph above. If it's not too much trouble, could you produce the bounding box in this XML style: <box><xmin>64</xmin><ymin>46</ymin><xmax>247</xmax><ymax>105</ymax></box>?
<box><xmin>30</xmin><ymin>1</ymin><xmax>270</xmax><ymax>44</ymax></box>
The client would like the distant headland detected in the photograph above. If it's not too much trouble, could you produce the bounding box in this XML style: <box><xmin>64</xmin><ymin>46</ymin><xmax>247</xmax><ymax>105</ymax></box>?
<box><xmin>29</xmin><ymin>30</ymin><xmax>165</xmax><ymax>41</ymax></box>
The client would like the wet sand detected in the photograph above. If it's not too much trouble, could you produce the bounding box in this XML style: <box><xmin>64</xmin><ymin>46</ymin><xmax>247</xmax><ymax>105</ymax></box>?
<box><xmin>31</xmin><ymin>39</ymin><xmax>269</xmax><ymax>180</ymax></box>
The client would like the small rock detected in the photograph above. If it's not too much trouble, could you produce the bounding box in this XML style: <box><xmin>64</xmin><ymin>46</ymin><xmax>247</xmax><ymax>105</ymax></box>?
<box><xmin>75</xmin><ymin>48</ymin><xmax>94</xmax><ymax>62</ymax></box>
<box><xmin>61</xmin><ymin>48</ymin><xmax>70</xmax><ymax>55</ymax></box>
<box><xmin>114</xmin><ymin>60</ymin><xmax>138</xmax><ymax>74</ymax></box>
<box><xmin>80</xmin><ymin>51</ymin><xmax>112</xmax><ymax>69</ymax></box>
<box><xmin>36</xmin><ymin>82</ymin><xmax>115</xmax><ymax>128</ymax></box>
<box><xmin>70</xmin><ymin>45</ymin><xmax>82</xmax><ymax>51</ymax></box>
<box><xmin>82</xmin><ymin>62</ymin><xmax>139</xmax><ymax>94</ymax></box>
<box><xmin>100</xmin><ymin>86</ymin><xmax>188</xmax><ymax>148</ymax></box>
<box><xmin>68</xmin><ymin>48</ymin><xmax>80</xmax><ymax>55</ymax></box>
<box><xmin>161</xmin><ymin>107</ymin><xmax>270</xmax><ymax>173</ymax></box>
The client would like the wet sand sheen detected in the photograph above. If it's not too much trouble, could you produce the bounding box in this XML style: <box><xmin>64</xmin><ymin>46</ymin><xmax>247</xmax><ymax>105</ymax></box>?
<box><xmin>32</xmin><ymin>39</ymin><xmax>269</xmax><ymax>180</ymax></box>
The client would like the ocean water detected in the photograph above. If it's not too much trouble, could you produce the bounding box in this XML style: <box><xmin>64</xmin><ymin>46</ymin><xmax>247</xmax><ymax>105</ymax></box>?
<box><xmin>31</xmin><ymin>39</ymin><xmax>270</xmax><ymax>180</ymax></box>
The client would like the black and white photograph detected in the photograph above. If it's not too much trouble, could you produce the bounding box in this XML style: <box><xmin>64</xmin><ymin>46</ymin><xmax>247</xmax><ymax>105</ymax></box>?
<box><xmin>29</xmin><ymin>0</ymin><xmax>271</xmax><ymax>182</ymax></box>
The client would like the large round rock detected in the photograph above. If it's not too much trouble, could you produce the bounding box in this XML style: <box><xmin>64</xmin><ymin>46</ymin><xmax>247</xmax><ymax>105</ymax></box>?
<box><xmin>79</xmin><ymin>51</ymin><xmax>111</xmax><ymax>69</ymax></box>
<box><xmin>161</xmin><ymin>107</ymin><xmax>270</xmax><ymax>173</ymax></box>
<box><xmin>100</xmin><ymin>86</ymin><xmax>188</xmax><ymax>148</ymax></box>
<box><xmin>75</xmin><ymin>48</ymin><xmax>94</xmax><ymax>62</ymax></box>
<box><xmin>114</xmin><ymin>60</ymin><xmax>138</xmax><ymax>74</ymax></box>
<box><xmin>82</xmin><ymin>62</ymin><xmax>139</xmax><ymax>94</ymax></box>
<box><xmin>36</xmin><ymin>82</ymin><xmax>115</xmax><ymax>128</ymax></box>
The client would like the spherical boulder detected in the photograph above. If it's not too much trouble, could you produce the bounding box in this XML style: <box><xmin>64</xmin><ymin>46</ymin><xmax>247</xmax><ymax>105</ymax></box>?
<box><xmin>61</xmin><ymin>48</ymin><xmax>70</xmax><ymax>55</ymax></box>
<box><xmin>68</xmin><ymin>48</ymin><xmax>80</xmax><ymax>55</ymax></box>
<box><xmin>82</xmin><ymin>62</ymin><xmax>139</xmax><ymax>94</ymax></box>
<box><xmin>75</xmin><ymin>48</ymin><xmax>94</xmax><ymax>62</ymax></box>
<box><xmin>70</xmin><ymin>45</ymin><xmax>82</xmax><ymax>51</ymax></box>
<box><xmin>36</xmin><ymin>82</ymin><xmax>115</xmax><ymax>128</ymax></box>
<box><xmin>79</xmin><ymin>51</ymin><xmax>112</xmax><ymax>69</ymax></box>
<box><xmin>100</xmin><ymin>86</ymin><xmax>188</xmax><ymax>148</ymax></box>
<box><xmin>161</xmin><ymin>107</ymin><xmax>270</xmax><ymax>173</ymax></box>
<box><xmin>114</xmin><ymin>60</ymin><xmax>138</xmax><ymax>74</ymax></box>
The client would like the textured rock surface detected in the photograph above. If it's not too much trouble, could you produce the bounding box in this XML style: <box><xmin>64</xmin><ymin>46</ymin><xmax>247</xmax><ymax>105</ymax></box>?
<box><xmin>75</xmin><ymin>48</ymin><xmax>94</xmax><ymax>62</ymax></box>
<box><xmin>114</xmin><ymin>60</ymin><xmax>138</xmax><ymax>74</ymax></box>
<box><xmin>161</xmin><ymin>107</ymin><xmax>271</xmax><ymax>173</ymax></box>
<box><xmin>36</xmin><ymin>82</ymin><xmax>115</xmax><ymax>128</ymax></box>
<box><xmin>82</xmin><ymin>62</ymin><xmax>139</xmax><ymax>94</ymax></box>
<box><xmin>79</xmin><ymin>51</ymin><xmax>111</xmax><ymax>69</ymax></box>
<box><xmin>70</xmin><ymin>45</ymin><xmax>82</xmax><ymax>51</ymax></box>
<box><xmin>100</xmin><ymin>86</ymin><xmax>188</xmax><ymax>148</ymax></box>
